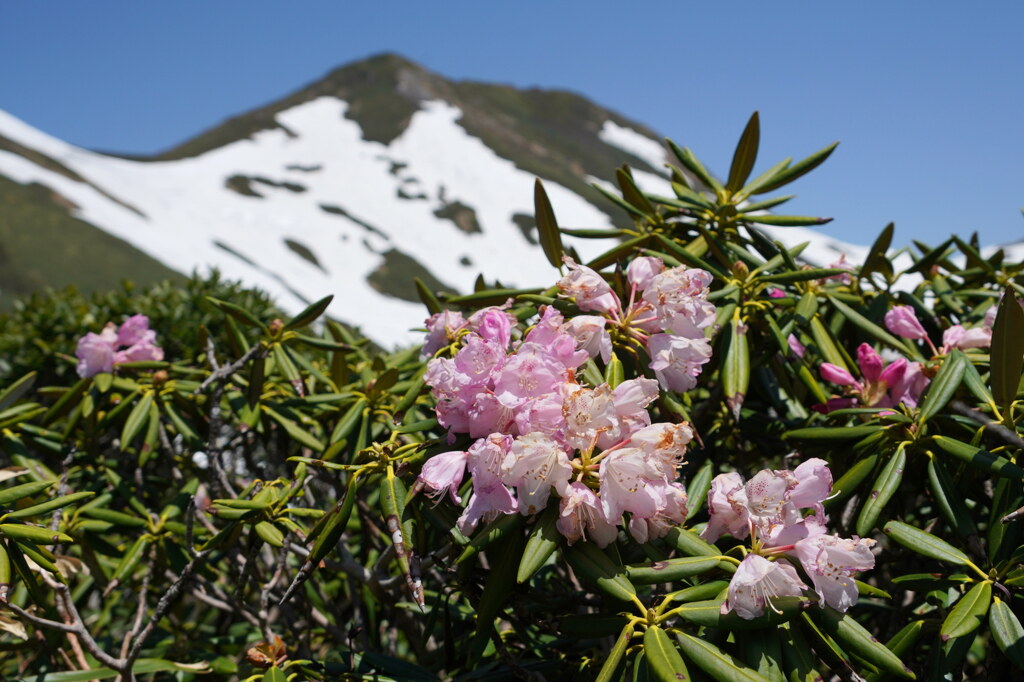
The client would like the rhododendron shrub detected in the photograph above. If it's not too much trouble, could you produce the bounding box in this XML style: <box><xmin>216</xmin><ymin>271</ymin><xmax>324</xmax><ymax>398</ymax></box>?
<box><xmin>0</xmin><ymin>114</ymin><xmax>1023</xmax><ymax>681</ymax></box>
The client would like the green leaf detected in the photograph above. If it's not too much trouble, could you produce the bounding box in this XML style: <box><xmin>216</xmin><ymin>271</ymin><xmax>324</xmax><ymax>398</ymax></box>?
<box><xmin>927</xmin><ymin>456</ymin><xmax>975</xmax><ymax>540</ymax></box>
<box><xmin>742</xmin><ymin>214</ymin><xmax>832</xmax><ymax>227</ymax></box>
<box><xmin>749</xmin><ymin>141</ymin><xmax>838</xmax><ymax>195</ymax></box>
<box><xmin>826</xmin><ymin>454</ymin><xmax>878</xmax><ymax>508</ymax></box>
<box><xmin>0</xmin><ymin>480</ymin><xmax>54</xmax><ymax>507</ymax></box>
<box><xmin>726</xmin><ymin>111</ymin><xmax>760</xmax><ymax>194</ymax></box>
<box><xmin>990</xmin><ymin>597</ymin><xmax>1024</xmax><ymax>668</ymax></box>
<box><xmin>932</xmin><ymin>435</ymin><xmax>1024</xmax><ymax>479</ymax></box>
<box><xmin>809</xmin><ymin>315</ymin><xmax>850</xmax><ymax>370</ymax></box>
<box><xmin>673</xmin><ymin>597</ymin><xmax>806</xmax><ymax>631</ymax></box>
<box><xmin>517</xmin><ymin>506</ymin><xmax>559</xmax><ymax>583</ymax></box>
<box><xmin>674</xmin><ymin>632</ymin><xmax>770</xmax><ymax>682</ymax></box>
<box><xmin>535</xmin><ymin>179</ymin><xmax>565</xmax><ymax>269</ymax></box>
<box><xmin>564</xmin><ymin>541</ymin><xmax>637</xmax><ymax>603</ymax></box>
<box><xmin>254</xmin><ymin>521</ymin><xmax>285</xmax><ymax>548</ymax></box>
<box><xmin>856</xmin><ymin>445</ymin><xmax>906</xmax><ymax>536</ymax></box>
<box><xmin>722</xmin><ymin>310</ymin><xmax>750</xmax><ymax>419</ymax></box>
<box><xmin>263</xmin><ymin>406</ymin><xmax>325</xmax><ymax>452</ymax></box>
<box><xmin>617</xmin><ymin>166</ymin><xmax>655</xmax><ymax>215</ymax></box>
<box><xmin>813</xmin><ymin>607</ymin><xmax>916</xmax><ymax>679</ymax></box>
<box><xmin>0</xmin><ymin>372</ymin><xmax>36</xmax><ymax>412</ymax></box>
<box><xmin>827</xmin><ymin>295</ymin><xmax>921</xmax><ymax>360</ymax></box>
<box><xmin>918</xmin><ymin>350</ymin><xmax>967</xmax><ymax>423</ymax></box>
<box><xmin>2</xmin><ymin>491</ymin><xmax>94</xmax><ymax>521</ymax></box>
<box><xmin>784</xmin><ymin>425</ymin><xmax>884</xmax><ymax>442</ymax></box>
<box><xmin>664</xmin><ymin>527</ymin><xmax>735</xmax><ymax>573</ymax></box>
<box><xmin>262</xmin><ymin>667</ymin><xmax>287</xmax><ymax>682</ymax></box>
<box><xmin>685</xmin><ymin>459</ymin><xmax>714</xmax><ymax>521</ymax></box>
<box><xmin>0</xmin><ymin>523</ymin><xmax>72</xmax><ymax>545</ymax></box>
<box><xmin>991</xmin><ymin>287</ymin><xmax>1024</xmax><ymax>407</ymax></box>
<box><xmin>596</xmin><ymin>623</ymin><xmax>635</xmax><ymax>682</ymax></box>
<box><xmin>605</xmin><ymin>352</ymin><xmax>625</xmax><ymax>389</ymax></box>
<box><xmin>666</xmin><ymin>139</ymin><xmax>723</xmax><ymax>193</ymax></box>
<box><xmin>941</xmin><ymin>580</ymin><xmax>991</xmax><ymax>641</ymax></box>
<box><xmin>859</xmin><ymin>222</ymin><xmax>895</xmax><ymax>282</ymax></box>
<box><xmin>468</xmin><ymin>524</ymin><xmax>524</xmax><ymax>664</ymax></box>
<box><xmin>119</xmin><ymin>392</ymin><xmax>154</xmax><ymax>451</ymax></box>
<box><xmin>413</xmin><ymin>277</ymin><xmax>443</xmax><ymax>315</ymax></box>
<box><xmin>206</xmin><ymin>296</ymin><xmax>268</xmax><ymax>331</ymax></box>
<box><xmin>284</xmin><ymin>294</ymin><xmax>333</xmax><ymax>331</ymax></box>
<box><xmin>31</xmin><ymin>659</ymin><xmax>210</xmax><ymax>681</ymax></box>
<box><xmin>644</xmin><ymin>625</ymin><xmax>690</xmax><ymax>682</ymax></box>
<box><xmin>759</xmin><ymin>268</ymin><xmax>850</xmax><ymax>284</ymax></box>
<box><xmin>883</xmin><ymin>521</ymin><xmax>969</xmax><ymax>564</ymax></box>
<box><xmin>626</xmin><ymin>556</ymin><xmax>720</xmax><ymax>585</ymax></box>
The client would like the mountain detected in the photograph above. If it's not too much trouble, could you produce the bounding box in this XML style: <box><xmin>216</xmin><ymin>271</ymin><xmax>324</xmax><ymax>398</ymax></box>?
<box><xmin>0</xmin><ymin>53</ymin><xmax>865</xmax><ymax>346</ymax></box>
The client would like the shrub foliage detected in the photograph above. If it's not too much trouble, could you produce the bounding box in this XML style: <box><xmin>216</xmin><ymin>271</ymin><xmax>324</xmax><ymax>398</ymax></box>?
<box><xmin>0</xmin><ymin>113</ymin><xmax>1022</xmax><ymax>681</ymax></box>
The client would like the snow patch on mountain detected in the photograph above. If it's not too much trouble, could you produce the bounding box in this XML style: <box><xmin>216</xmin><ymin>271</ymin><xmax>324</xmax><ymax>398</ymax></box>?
<box><xmin>0</xmin><ymin>100</ymin><xmax>617</xmax><ymax>346</ymax></box>
<box><xmin>598</xmin><ymin>121</ymin><xmax>667</xmax><ymax>170</ymax></box>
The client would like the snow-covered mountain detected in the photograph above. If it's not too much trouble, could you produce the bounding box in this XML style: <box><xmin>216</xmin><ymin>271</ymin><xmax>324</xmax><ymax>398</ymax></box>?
<box><xmin>0</xmin><ymin>54</ymin><xmax>865</xmax><ymax>346</ymax></box>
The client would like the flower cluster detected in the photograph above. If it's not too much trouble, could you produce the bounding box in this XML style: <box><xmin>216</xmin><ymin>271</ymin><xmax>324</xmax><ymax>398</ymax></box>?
<box><xmin>421</xmin><ymin>303</ymin><xmax>695</xmax><ymax>545</ymax></box>
<box><xmin>557</xmin><ymin>256</ymin><xmax>716</xmax><ymax>393</ymax></box>
<box><xmin>702</xmin><ymin>460</ymin><xmax>876</xmax><ymax>619</ymax></box>
<box><xmin>819</xmin><ymin>343</ymin><xmax>929</xmax><ymax>411</ymax></box>
<box><xmin>75</xmin><ymin>314</ymin><xmax>164</xmax><ymax>378</ymax></box>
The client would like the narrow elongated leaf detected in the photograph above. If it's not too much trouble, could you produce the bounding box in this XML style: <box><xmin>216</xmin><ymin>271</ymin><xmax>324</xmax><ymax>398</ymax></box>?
<box><xmin>990</xmin><ymin>597</ymin><xmax>1024</xmax><ymax>667</ymax></box>
<box><xmin>860</xmin><ymin>222</ymin><xmax>895</xmax><ymax>281</ymax></box>
<box><xmin>0</xmin><ymin>524</ymin><xmax>72</xmax><ymax>544</ymax></box>
<box><xmin>616</xmin><ymin>166</ymin><xmax>655</xmax><ymax>215</ymax></box>
<box><xmin>674</xmin><ymin>597</ymin><xmax>805</xmax><ymax>630</ymax></box>
<box><xmin>2</xmin><ymin>491</ymin><xmax>94</xmax><ymax>521</ymax></box>
<box><xmin>827</xmin><ymin>454</ymin><xmax>878</xmax><ymax>507</ymax></box>
<box><xmin>749</xmin><ymin>141</ymin><xmax>838</xmax><ymax>195</ymax></box>
<box><xmin>517</xmin><ymin>506</ymin><xmax>559</xmax><ymax>583</ymax></box>
<box><xmin>666</xmin><ymin>139</ymin><xmax>723</xmax><ymax>193</ymax></box>
<box><xmin>686</xmin><ymin>459</ymin><xmax>714</xmax><ymax>520</ymax></box>
<box><xmin>991</xmin><ymin>287</ymin><xmax>1024</xmax><ymax>407</ymax></box>
<box><xmin>644</xmin><ymin>625</ymin><xmax>690</xmax><ymax>682</ymax></box>
<box><xmin>933</xmin><ymin>435</ymin><xmax>1024</xmax><ymax>479</ymax></box>
<box><xmin>456</xmin><ymin>513</ymin><xmax>524</xmax><ymax>564</ymax></box>
<box><xmin>535</xmin><ymin>179</ymin><xmax>564</xmax><ymax>268</ymax></box>
<box><xmin>0</xmin><ymin>480</ymin><xmax>54</xmax><ymax>507</ymax></box>
<box><xmin>722</xmin><ymin>311</ymin><xmax>750</xmax><ymax>419</ymax></box>
<box><xmin>883</xmin><ymin>521</ymin><xmax>969</xmax><ymax>564</ymax></box>
<box><xmin>759</xmin><ymin>268</ymin><xmax>849</xmax><ymax>284</ymax></box>
<box><xmin>626</xmin><ymin>556</ymin><xmax>720</xmax><ymax>584</ymax></box>
<box><xmin>742</xmin><ymin>214</ymin><xmax>832</xmax><ymax>227</ymax></box>
<box><xmin>827</xmin><ymin>295</ymin><xmax>921</xmax><ymax>359</ymax></box>
<box><xmin>596</xmin><ymin>623</ymin><xmax>634</xmax><ymax>682</ymax></box>
<box><xmin>813</xmin><ymin>607</ymin><xmax>916</xmax><ymax>679</ymax></box>
<box><xmin>809</xmin><ymin>315</ymin><xmax>849</xmax><ymax>369</ymax></box>
<box><xmin>564</xmin><ymin>542</ymin><xmax>637</xmax><ymax>602</ymax></box>
<box><xmin>927</xmin><ymin>457</ymin><xmax>974</xmax><ymax>539</ymax></box>
<box><xmin>284</xmin><ymin>294</ymin><xmax>334</xmax><ymax>330</ymax></box>
<box><xmin>857</xmin><ymin>445</ymin><xmax>906</xmax><ymax>536</ymax></box>
<box><xmin>263</xmin><ymin>406</ymin><xmax>325</xmax><ymax>452</ymax></box>
<box><xmin>254</xmin><ymin>521</ymin><xmax>284</xmax><ymax>548</ymax></box>
<box><xmin>726</xmin><ymin>111</ymin><xmax>760</xmax><ymax>193</ymax></box>
<box><xmin>674</xmin><ymin>633</ymin><xmax>770</xmax><ymax>682</ymax></box>
<box><xmin>467</xmin><ymin>527</ymin><xmax>524</xmax><ymax>664</ymax></box>
<box><xmin>206</xmin><ymin>296</ymin><xmax>268</xmax><ymax>331</ymax></box>
<box><xmin>120</xmin><ymin>392</ymin><xmax>154</xmax><ymax>451</ymax></box>
<box><xmin>941</xmin><ymin>580</ymin><xmax>991</xmax><ymax>640</ymax></box>
<box><xmin>0</xmin><ymin>372</ymin><xmax>35</xmax><ymax>412</ymax></box>
<box><xmin>784</xmin><ymin>425</ymin><xmax>884</xmax><ymax>442</ymax></box>
<box><xmin>918</xmin><ymin>350</ymin><xmax>967</xmax><ymax>423</ymax></box>
<box><xmin>413</xmin><ymin>277</ymin><xmax>443</xmax><ymax>315</ymax></box>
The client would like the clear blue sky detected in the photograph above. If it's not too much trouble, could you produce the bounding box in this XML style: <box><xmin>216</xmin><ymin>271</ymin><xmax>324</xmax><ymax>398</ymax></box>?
<box><xmin>2</xmin><ymin>1</ymin><xmax>1022</xmax><ymax>248</ymax></box>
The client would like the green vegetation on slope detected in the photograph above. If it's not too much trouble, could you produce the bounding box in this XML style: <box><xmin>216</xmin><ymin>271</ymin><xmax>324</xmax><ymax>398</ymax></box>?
<box><xmin>0</xmin><ymin>176</ymin><xmax>180</xmax><ymax>310</ymax></box>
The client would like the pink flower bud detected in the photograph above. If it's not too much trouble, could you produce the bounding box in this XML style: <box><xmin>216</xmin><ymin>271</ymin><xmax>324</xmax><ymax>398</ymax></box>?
<box><xmin>856</xmin><ymin>343</ymin><xmax>883</xmax><ymax>382</ymax></box>
<box><xmin>820</xmin><ymin>363</ymin><xmax>857</xmax><ymax>386</ymax></box>
<box><xmin>418</xmin><ymin>450</ymin><xmax>468</xmax><ymax>504</ymax></box>
<box><xmin>626</xmin><ymin>256</ymin><xmax>664</xmax><ymax>291</ymax></box>
<box><xmin>884</xmin><ymin>306</ymin><xmax>927</xmax><ymax>340</ymax></box>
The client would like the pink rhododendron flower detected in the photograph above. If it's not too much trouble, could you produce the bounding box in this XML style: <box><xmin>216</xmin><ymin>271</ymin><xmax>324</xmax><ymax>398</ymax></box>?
<box><xmin>941</xmin><ymin>325</ymin><xmax>991</xmax><ymax>353</ymax></box>
<box><xmin>502</xmin><ymin>433</ymin><xmax>572</xmax><ymax>515</ymax></box>
<box><xmin>628</xmin><ymin>480</ymin><xmax>688</xmax><ymax>543</ymax></box>
<box><xmin>793</xmin><ymin>533</ymin><xmax>876</xmax><ymax>612</ymax></box>
<box><xmin>566</xmin><ymin>315</ymin><xmax>612</xmax><ymax>363</ymax></box>
<box><xmin>626</xmin><ymin>256</ymin><xmax>665</xmax><ymax>291</ymax></box>
<box><xmin>467</xmin><ymin>306</ymin><xmax>516</xmax><ymax>349</ymax></box>
<box><xmin>76</xmin><ymin>332</ymin><xmax>116</xmax><ymax>378</ymax></box>
<box><xmin>599</xmin><ymin>447</ymin><xmax>662</xmax><ymax>521</ymax></box>
<box><xmin>647</xmin><ymin>334</ymin><xmax>713</xmax><ymax>393</ymax></box>
<box><xmin>885</xmin><ymin>306</ymin><xmax>928</xmax><ymax>340</ymax></box>
<box><xmin>557</xmin><ymin>256</ymin><xmax>620</xmax><ymax>314</ymax></box>
<box><xmin>422</xmin><ymin>310</ymin><xmax>467</xmax><ymax>357</ymax></box>
<box><xmin>642</xmin><ymin>266</ymin><xmax>716</xmax><ymax>338</ymax></box>
<box><xmin>75</xmin><ymin>316</ymin><xmax>164</xmax><ymax>378</ymax></box>
<box><xmin>557</xmin><ymin>482</ymin><xmax>619</xmax><ymax>547</ymax></box>
<box><xmin>819</xmin><ymin>343</ymin><xmax>927</xmax><ymax>410</ymax></box>
<box><xmin>724</xmin><ymin>554</ymin><xmax>806</xmax><ymax>620</ymax></box>
<box><xmin>418</xmin><ymin>451</ymin><xmax>468</xmax><ymax>504</ymax></box>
